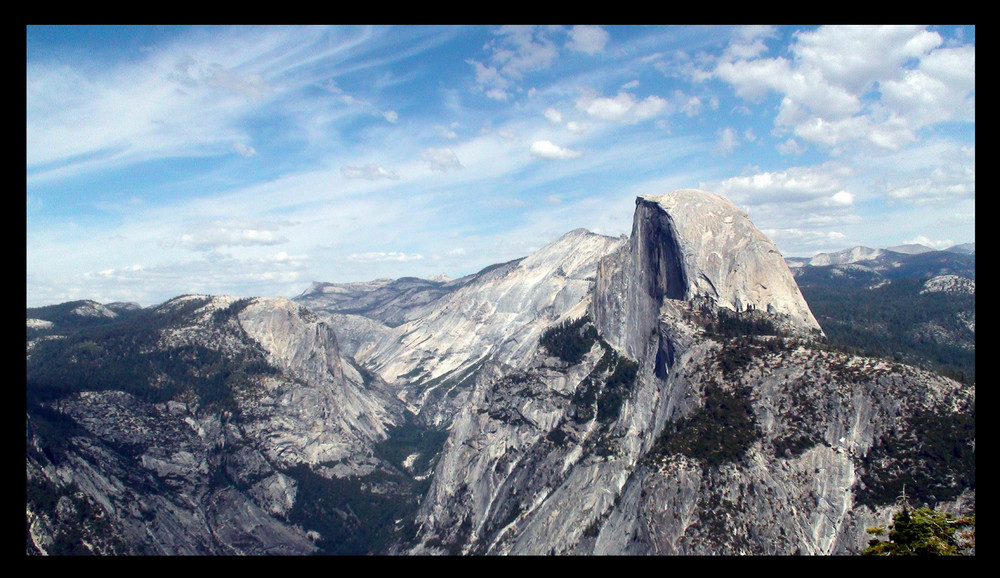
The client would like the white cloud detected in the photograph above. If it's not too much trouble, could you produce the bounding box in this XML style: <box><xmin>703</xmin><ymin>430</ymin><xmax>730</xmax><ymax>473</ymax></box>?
<box><xmin>886</xmin><ymin>162</ymin><xmax>976</xmax><ymax>205</ymax></box>
<box><xmin>715</xmin><ymin>162</ymin><xmax>855</xmax><ymax>207</ymax></box>
<box><xmin>490</xmin><ymin>25</ymin><xmax>559</xmax><ymax>79</ymax></box>
<box><xmin>170</xmin><ymin>220</ymin><xmax>290</xmax><ymax>252</ymax></box>
<box><xmin>437</xmin><ymin>124</ymin><xmax>459</xmax><ymax>139</ymax></box>
<box><xmin>468</xmin><ymin>60</ymin><xmax>512</xmax><ymax>101</ymax></box>
<box><xmin>711</xmin><ymin>25</ymin><xmax>973</xmax><ymax>151</ymax></box>
<box><xmin>544</xmin><ymin>108</ymin><xmax>563</xmax><ymax>123</ymax></box>
<box><xmin>791</xmin><ymin>25</ymin><xmax>942</xmax><ymax>92</ymax></box>
<box><xmin>576</xmin><ymin>91</ymin><xmax>670</xmax><ymax>123</ymax></box>
<box><xmin>233</xmin><ymin>142</ymin><xmax>257</xmax><ymax>157</ymax></box>
<box><xmin>421</xmin><ymin>147</ymin><xmax>463</xmax><ymax>172</ymax></box>
<box><xmin>680</xmin><ymin>95</ymin><xmax>702</xmax><ymax>117</ymax></box>
<box><xmin>764</xmin><ymin>228</ymin><xmax>848</xmax><ymax>251</ymax></box>
<box><xmin>341</xmin><ymin>163</ymin><xmax>400</xmax><ymax>181</ymax></box>
<box><xmin>566</xmin><ymin>121</ymin><xmax>588</xmax><ymax>134</ymax></box>
<box><xmin>468</xmin><ymin>25</ymin><xmax>562</xmax><ymax>101</ymax></box>
<box><xmin>777</xmin><ymin>138</ymin><xmax>807</xmax><ymax>156</ymax></box>
<box><xmin>346</xmin><ymin>251</ymin><xmax>424</xmax><ymax>263</ymax></box>
<box><xmin>828</xmin><ymin>190</ymin><xmax>855</xmax><ymax>206</ymax></box>
<box><xmin>530</xmin><ymin>140</ymin><xmax>583</xmax><ymax>160</ymax></box>
<box><xmin>566</xmin><ymin>25</ymin><xmax>610</xmax><ymax>55</ymax></box>
<box><xmin>715</xmin><ymin>127</ymin><xmax>740</xmax><ymax>156</ymax></box>
<box><xmin>905</xmin><ymin>235</ymin><xmax>953</xmax><ymax>249</ymax></box>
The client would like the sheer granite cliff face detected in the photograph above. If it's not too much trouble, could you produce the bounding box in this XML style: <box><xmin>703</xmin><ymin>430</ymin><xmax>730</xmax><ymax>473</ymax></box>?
<box><xmin>592</xmin><ymin>190</ymin><xmax>822</xmax><ymax>359</ymax></box>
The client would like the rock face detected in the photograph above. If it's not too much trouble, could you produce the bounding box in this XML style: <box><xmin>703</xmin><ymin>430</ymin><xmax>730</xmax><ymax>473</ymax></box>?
<box><xmin>26</xmin><ymin>189</ymin><xmax>974</xmax><ymax>556</ymax></box>
<box><xmin>350</xmin><ymin>228</ymin><xmax>624</xmax><ymax>425</ymax></box>
<box><xmin>592</xmin><ymin>190</ymin><xmax>822</xmax><ymax>360</ymax></box>
<box><xmin>405</xmin><ymin>190</ymin><xmax>973</xmax><ymax>556</ymax></box>
<box><xmin>802</xmin><ymin>245</ymin><xmax>885</xmax><ymax>267</ymax></box>
<box><xmin>26</xmin><ymin>295</ymin><xmax>409</xmax><ymax>555</ymax></box>
<box><xmin>921</xmin><ymin>274</ymin><xmax>975</xmax><ymax>296</ymax></box>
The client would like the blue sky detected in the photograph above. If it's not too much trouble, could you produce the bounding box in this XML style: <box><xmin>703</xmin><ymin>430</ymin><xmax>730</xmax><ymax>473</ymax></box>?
<box><xmin>26</xmin><ymin>25</ymin><xmax>975</xmax><ymax>308</ymax></box>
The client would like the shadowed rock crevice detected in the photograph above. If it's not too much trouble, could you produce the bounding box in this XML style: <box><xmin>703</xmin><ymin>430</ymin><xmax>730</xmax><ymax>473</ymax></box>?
<box><xmin>636</xmin><ymin>197</ymin><xmax>687</xmax><ymax>303</ymax></box>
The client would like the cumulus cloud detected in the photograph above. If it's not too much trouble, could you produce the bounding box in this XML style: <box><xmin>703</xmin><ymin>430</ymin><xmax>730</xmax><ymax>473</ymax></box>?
<box><xmin>566</xmin><ymin>25</ymin><xmax>610</xmax><ymax>55</ymax></box>
<box><xmin>711</xmin><ymin>25</ymin><xmax>974</xmax><ymax>151</ymax></box>
<box><xmin>715</xmin><ymin>162</ymin><xmax>855</xmax><ymax>207</ymax></box>
<box><xmin>544</xmin><ymin>108</ymin><xmax>563</xmax><ymax>123</ymax></box>
<box><xmin>70</xmin><ymin>247</ymin><xmax>310</xmax><ymax>307</ymax></box>
<box><xmin>765</xmin><ymin>228</ymin><xmax>848</xmax><ymax>250</ymax></box>
<box><xmin>530</xmin><ymin>140</ymin><xmax>583</xmax><ymax>160</ymax></box>
<box><xmin>576</xmin><ymin>91</ymin><xmax>670</xmax><ymax>123</ymax></box>
<box><xmin>777</xmin><ymin>138</ymin><xmax>807</xmax><ymax>156</ymax></box>
<box><xmin>886</xmin><ymin>165</ymin><xmax>976</xmax><ymax>204</ymax></box>
<box><xmin>827</xmin><ymin>190</ymin><xmax>855</xmax><ymax>206</ymax></box>
<box><xmin>468</xmin><ymin>60</ymin><xmax>513</xmax><ymax>101</ymax></box>
<box><xmin>421</xmin><ymin>147</ymin><xmax>463</xmax><ymax>172</ymax></box>
<box><xmin>905</xmin><ymin>235</ymin><xmax>954</xmax><ymax>250</ymax></box>
<box><xmin>467</xmin><ymin>25</ymin><xmax>560</xmax><ymax>101</ymax></box>
<box><xmin>490</xmin><ymin>25</ymin><xmax>560</xmax><ymax>78</ymax></box>
<box><xmin>341</xmin><ymin>163</ymin><xmax>400</xmax><ymax>180</ymax></box>
<box><xmin>469</xmin><ymin>25</ymin><xmax>607</xmax><ymax>101</ymax></box>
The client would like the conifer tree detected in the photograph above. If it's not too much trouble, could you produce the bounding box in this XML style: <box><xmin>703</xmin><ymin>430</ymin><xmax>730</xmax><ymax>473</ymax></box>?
<box><xmin>863</xmin><ymin>489</ymin><xmax>974</xmax><ymax>556</ymax></box>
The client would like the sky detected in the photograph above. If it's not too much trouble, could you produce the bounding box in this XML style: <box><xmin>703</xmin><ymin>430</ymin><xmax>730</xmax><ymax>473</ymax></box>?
<box><xmin>26</xmin><ymin>25</ymin><xmax>975</xmax><ymax>308</ymax></box>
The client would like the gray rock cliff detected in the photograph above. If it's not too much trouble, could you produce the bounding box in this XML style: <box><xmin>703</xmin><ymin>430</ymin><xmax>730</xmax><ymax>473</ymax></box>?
<box><xmin>26</xmin><ymin>295</ymin><xmax>408</xmax><ymax>555</ymax></box>
<box><xmin>26</xmin><ymin>190</ymin><xmax>973</xmax><ymax>556</ymax></box>
<box><xmin>405</xmin><ymin>190</ymin><xmax>972</xmax><ymax>555</ymax></box>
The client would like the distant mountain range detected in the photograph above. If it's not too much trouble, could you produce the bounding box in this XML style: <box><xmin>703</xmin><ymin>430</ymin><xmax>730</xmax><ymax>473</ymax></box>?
<box><xmin>786</xmin><ymin>242</ymin><xmax>974</xmax><ymax>270</ymax></box>
<box><xmin>785</xmin><ymin>241</ymin><xmax>974</xmax><ymax>383</ymax></box>
<box><xmin>786</xmin><ymin>243</ymin><xmax>975</xmax><ymax>289</ymax></box>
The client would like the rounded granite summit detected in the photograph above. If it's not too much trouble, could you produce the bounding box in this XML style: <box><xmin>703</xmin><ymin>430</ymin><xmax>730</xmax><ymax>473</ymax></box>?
<box><xmin>638</xmin><ymin>188</ymin><xmax>822</xmax><ymax>335</ymax></box>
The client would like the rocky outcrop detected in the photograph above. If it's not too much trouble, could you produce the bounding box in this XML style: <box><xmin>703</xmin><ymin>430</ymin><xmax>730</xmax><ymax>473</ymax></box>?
<box><xmin>408</xmin><ymin>286</ymin><xmax>975</xmax><ymax>555</ymax></box>
<box><xmin>921</xmin><ymin>274</ymin><xmax>975</xmax><ymax>295</ymax></box>
<box><xmin>26</xmin><ymin>295</ymin><xmax>407</xmax><ymax>555</ymax></box>
<box><xmin>236</xmin><ymin>297</ymin><xmax>403</xmax><ymax>467</ymax></box>
<box><xmin>353</xmin><ymin>229</ymin><xmax>624</xmax><ymax>425</ymax></box>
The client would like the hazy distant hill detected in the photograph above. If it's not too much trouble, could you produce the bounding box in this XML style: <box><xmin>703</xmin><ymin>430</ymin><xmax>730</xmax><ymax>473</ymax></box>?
<box><xmin>790</xmin><ymin>244</ymin><xmax>975</xmax><ymax>383</ymax></box>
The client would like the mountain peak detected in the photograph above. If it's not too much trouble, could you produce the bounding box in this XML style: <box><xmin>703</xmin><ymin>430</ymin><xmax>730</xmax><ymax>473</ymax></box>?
<box><xmin>594</xmin><ymin>189</ymin><xmax>821</xmax><ymax>357</ymax></box>
<box><xmin>886</xmin><ymin>243</ymin><xmax>936</xmax><ymax>255</ymax></box>
<box><xmin>640</xmin><ymin>189</ymin><xmax>819</xmax><ymax>329</ymax></box>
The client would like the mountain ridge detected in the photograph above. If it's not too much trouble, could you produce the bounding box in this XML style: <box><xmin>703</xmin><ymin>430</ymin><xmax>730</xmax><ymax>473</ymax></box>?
<box><xmin>26</xmin><ymin>189</ymin><xmax>974</xmax><ymax>556</ymax></box>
